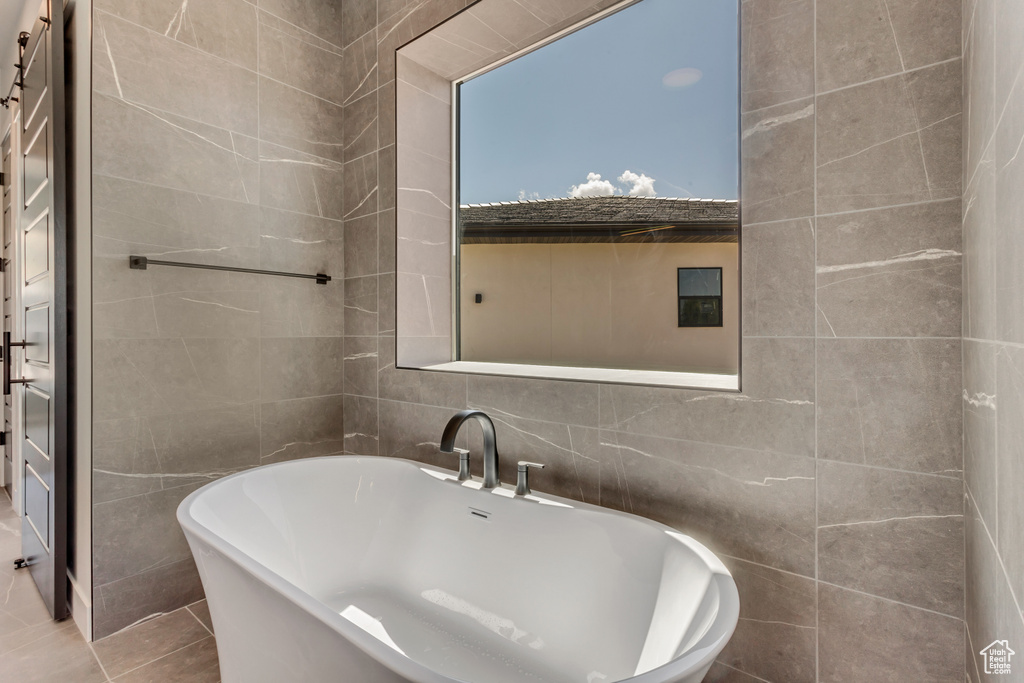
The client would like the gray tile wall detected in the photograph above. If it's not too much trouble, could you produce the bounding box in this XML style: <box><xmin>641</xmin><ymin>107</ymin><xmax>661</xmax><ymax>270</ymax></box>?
<box><xmin>90</xmin><ymin>0</ymin><xmax>346</xmax><ymax>638</ymax></box>
<box><xmin>348</xmin><ymin>0</ymin><xmax>965</xmax><ymax>680</ymax></box>
<box><xmin>962</xmin><ymin>0</ymin><xmax>1024</xmax><ymax>679</ymax></box>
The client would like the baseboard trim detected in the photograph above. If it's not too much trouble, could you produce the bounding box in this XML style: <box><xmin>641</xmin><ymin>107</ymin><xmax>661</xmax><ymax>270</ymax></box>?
<box><xmin>68</xmin><ymin>572</ymin><xmax>92</xmax><ymax>641</ymax></box>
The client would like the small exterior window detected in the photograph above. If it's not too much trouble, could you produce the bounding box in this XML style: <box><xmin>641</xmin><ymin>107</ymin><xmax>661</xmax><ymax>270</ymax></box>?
<box><xmin>678</xmin><ymin>268</ymin><xmax>723</xmax><ymax>327</ymax></box>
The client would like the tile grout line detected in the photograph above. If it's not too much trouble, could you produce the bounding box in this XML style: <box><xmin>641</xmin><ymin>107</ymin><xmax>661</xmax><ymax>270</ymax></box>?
<box><xmin>94</xmin><ymin>7</ymin><xmax>347</xmax><ymax>85</ymax></box>
<box><xmin>961</xmin><ymin>16</ymin><xmax>969</xmax><ymax>672</ymax></box>
<box><xmin>965</xmin><ymin>486</ymin><xmax>1024</xmax><ymax>629</ymax></box>
<box><xmin>186</xmin><ymin>604</ymin><xmax>215</xmax><ymax>637</ymax></box>
<box><xmin>716</xmin><ymin>660</ymin><xmax>773</xmax><ymax>683</ymax></box>
<box><xmin>812</xmin><ymin>0</ymin><xmax>821</xmax><ymax>677</ymax></box>
<box><xmin>719</xmin><ymin>550</ymin><xmax>967</xmax><ymax>621</ymax></box>
<box><xmin>102</xmin><ymin>636</ymin><xmax>214</xmax><ymax>681</ymax></box>
<box><xmin>817</xmin><ymin>580</ymin><xmax>965</xmax><ymax>621</ymax></box>
<box><xmin>87</xmin><ymin>642</ymin><xmax>115</xmax><ymax>682</ymax></box>
<box><xmin>741</xmin><ymin>53</ymin><xmax>962</xmax><ymax>117</ymax></box>
<box><xmin>742</xmin><ymin>196</ymin><xmax>959</xmax><ymax>228</ymax></box>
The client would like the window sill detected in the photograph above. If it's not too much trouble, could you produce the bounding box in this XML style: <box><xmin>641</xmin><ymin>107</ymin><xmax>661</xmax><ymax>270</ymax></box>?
<box><xmin>417</xmin><ymin>360</ymin><xmax>740</xmax><ymax>391</ymax></box>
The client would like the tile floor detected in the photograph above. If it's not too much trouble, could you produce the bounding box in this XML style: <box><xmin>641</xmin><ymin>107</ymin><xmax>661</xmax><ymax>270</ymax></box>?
<box><xmin>0</xmin><ymin>491</ymin><xmax>220</xmax><ymax>682</ymax></box>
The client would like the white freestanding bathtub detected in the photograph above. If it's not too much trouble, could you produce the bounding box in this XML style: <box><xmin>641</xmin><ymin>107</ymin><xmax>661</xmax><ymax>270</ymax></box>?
<box><xmin>177</xmin><ymin>456</ymin><xmax>739</xmax><ymax>683</ymax></box>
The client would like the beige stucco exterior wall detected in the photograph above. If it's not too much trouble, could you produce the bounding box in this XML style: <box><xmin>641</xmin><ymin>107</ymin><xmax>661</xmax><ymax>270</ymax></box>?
<box><xmin>459</xmin><ymin>242</ymin><xmax>739</xmax><ymax>374</ymax></box>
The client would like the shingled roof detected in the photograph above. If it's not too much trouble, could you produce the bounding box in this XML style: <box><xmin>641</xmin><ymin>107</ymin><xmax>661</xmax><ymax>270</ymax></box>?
<box><xmin>459</xmin><ymin>196</ymin><xmax>738</xmax><ymax>244</ymax></box>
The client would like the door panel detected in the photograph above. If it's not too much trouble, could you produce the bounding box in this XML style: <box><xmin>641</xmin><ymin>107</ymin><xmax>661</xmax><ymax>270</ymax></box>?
<box><xmin>23</xmin><ymin>210</ymin><xmax>49</xmax><ymax>284</ymax></box>
<box><xmin>13</xmin><ymin>0</ymin><xmax>68</xmax><ymax>621</ymax></box>
<box><xmin>24</xmin><ymin>462</ymin><xmax>49</xmax><ymax>548</ymax></box>
<box><xmin>1</xmin><ymin>130</ymin><xmax>10</xmax><ymax>499</ymax></box>
<box><xmin>24</xmin><ymin>386</ymin><xmax>50</xmax><ymax>457</ymax></box>
<box><xmin>25</xmin><ymin>305</ymin><xmax>49</xmax><ymax>362</ymax></box>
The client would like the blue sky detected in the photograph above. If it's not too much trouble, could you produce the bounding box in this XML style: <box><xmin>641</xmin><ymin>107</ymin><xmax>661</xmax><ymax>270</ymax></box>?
<box><xmin>458</xmin><ymin>0</ymin><xmax>739</xmax><ymax>204</ymax></box>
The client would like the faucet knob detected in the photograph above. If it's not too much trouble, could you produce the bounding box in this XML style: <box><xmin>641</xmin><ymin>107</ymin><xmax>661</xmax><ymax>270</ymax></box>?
<box><xmin>449</xmin><ymin>447</ymin><xmax>472</xmax><ymax>481</ymax></box>
<box><xmin>515</xmin><ymin>461</ymin><xmax>545</xmax><ymax>496</ymax></box>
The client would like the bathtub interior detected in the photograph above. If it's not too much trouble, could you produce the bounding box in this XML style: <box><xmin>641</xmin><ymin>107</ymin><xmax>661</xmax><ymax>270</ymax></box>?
<box><xmin>185</xmin><ymin>457</ymin><xmax>734</xmax><ymax>682</ymax></box>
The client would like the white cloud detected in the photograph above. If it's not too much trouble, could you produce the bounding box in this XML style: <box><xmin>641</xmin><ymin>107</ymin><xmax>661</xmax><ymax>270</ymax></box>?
<box><xmin>517</xmin><ymin>190</ymin><xmax>541</xmax><ymax>201</ymax></box>
<box><xmin>662</xmin><ymin>67</ymin><xmax>702</xmax><ymax>88</ymax></box>
<box><xmin>569</xmin><ymin>172</ymin><xmax>617</xmax><ymax>198</ymax></box>
<box><xmin>619</xmin><ymin>170</ymin><xmax>657</xmax><ymax>197</ymax></box>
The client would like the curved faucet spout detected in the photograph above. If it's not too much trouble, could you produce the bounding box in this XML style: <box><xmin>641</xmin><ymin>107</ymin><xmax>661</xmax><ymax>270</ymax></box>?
<box><xmin>439</xmin><ymin>410</ymin><xmax>500</xmax><ymax>489</ymax></box>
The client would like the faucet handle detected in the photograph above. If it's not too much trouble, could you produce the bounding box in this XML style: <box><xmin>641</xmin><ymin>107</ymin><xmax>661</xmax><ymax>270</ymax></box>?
<box><xmin>449</xmin><ymin>447</ymin><xmax>472</xmax><ymax>481</ymax></box>
<box><xmin>515</xmin><ymin>461</ymin><xmax>545</xmax><ymax>496</ymax></box>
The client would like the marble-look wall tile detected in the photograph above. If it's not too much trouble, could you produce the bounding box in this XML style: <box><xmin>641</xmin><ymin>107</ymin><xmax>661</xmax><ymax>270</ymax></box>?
<box><xmin>815</xmin><ymin>0</ymin><xmax>903</xmax><ymax>93</ymax></box>
<box><xmin>817</xmin><ymin>0</ymin><xmax>959</xmax><ymax>93</ymax></box>
<box><xmin>965</xmin><ymin>494</ymin><xmax>1024</xmax><ymax>681</ymax></box>
<box><xmin>93</xmin><ymin>0</ymin><xmax>348</xmax><ymax>638</ymax></box>
<box><xmin>258</xmin><ymin>141</ymin><xmax>346</xmax><ymax>220</ymax></box>
<box><xmin>343</xmin><ymin>0</ymin><xmax>378</xmax><ymax>47</ymax></box>
<box><xmin>993</xmin><ymin>0</ymin><xmax>1024</xmax><ymax>117</ymax></box>
<box><xmin>258</xmin><ymin>0</ymin><xmax>344</xmax><ymax>46</ymax></box>
<box><xmin>94</xmin><ymin>0</ymin><xmax>258</xmax><ymax>70</ymax></box>
<box><xmin>93</xmin><ymin>94</ymin><xmax>259</xmax><ymax>204</ymax></box>
<box><xmin>343</xmin><ymin>394</ymin><xmax>380</xmax><ymax>456</ymax></box>
<box><xmin>818</xmin><ymin>461</ymin><xmax>963</xmax><ymax>616</ymax></box>
<box><xmin>260</xmin><ymin>395</ymin><xmax>345</xmax><ymax>463</ymax></box>
<box><xmin>600</xmin><ymin>337</ymin><xmax>815</xmax><ymax>458</ymax></box>
<box><xmin>259</xmin><ymin>78</ymin><xmax>346</xmax><ymax>163</ymax></box>
<box><xmin>93</xmin><ymin>484</ymin><xmax>203</xmax><ymax>586</ymax></box>
<box><xmin>93</xmin><ymin>559</ymin><xmax>205</xmax><ymax>640</ymax></box>
<box><xmin>259</xmin><ymin>207</ymin><xmax>344</xmax><ymax>274</ymax></box>
<box><xmin>995</xmin><ymin>344</ymin><xmax>1024</xmax><ymax>604</ymax></box>
<box><xmin>259</xmin><ymin>11</ymin><xmax>346</xmax><ymax>106</ymax></box>
<box><xmin>94</xmin><ymin>11</ymin><xmax>258</xmax><ymax>136</ymax></box>
<box><xmin>963</xmin><ymin>0</ymin><xmax>994</xmax><ymax>176</ymax></box>
<box><xmin>93</xmin><ymin>338</ymin><xmax>260</xmax><ymax>421</ymax></box>
<box><xmin>963</xmin><ymin>144</ymin><xmax>996</xmax><ymax>341</ymax></box>
<box><xmin>378</xmin><ymin>81</ymin><xmax>398</xmax><ymax>148</ymax></box>
<box><xmin>260</xmin><ymin>338</ymin><xmax>345</xmax><ymax>401</ymax></box>
<box><xmin>817</xmin><ymin>61</ymin><xmax>961</xmax><ymax>214</ymax></box>
<box><xmin>994</xmin><ymin>75</ymin><xmax>1024</xmax><ymax>345</ymax></box>
<box><xmin>344</xmin><ymin>213</ymin><xmax>380</xmax><ymax>280</ymax></box>
<box><xmin>344</xmin><ymin>91</ymin><xmax>379</xmax><ymax>161</ymax></box>
<box><xmin>816</xmin><ymin>199</ymin><xmax>962</xmax><ymax>338</ymax></box>
<box><xmin>344</xmin><ymin>336</ymin><xmax>379</xmax><ymax>398</ymax></box>
<box><xmin>716</xmin><ymin>557</ymin><xmax>817</xmax><ymax>683</ymax></box>
<box><xmin>93</xmin><ymin>419</ymin><xmax>163</xmax><ymax>504</ymax></box>
<box><xmin>596</xmin><ymin>431</ymin><xmax>816</xmax><ymax>576</ymax></box>
<box><xmin>344</xmin><ymin>276</ymin><xmax>378</xmax><ymax>336</ymax></box>
<box><xmin>344</xmin><ymin>30</ymin><xmax>379</xmax><ymax>106</ymax></box>
<box><xmin>378</xmin><ymin>336</ymin><xmax>468</xmax><ymax>408</ymax></box>
<box><xmin>379</xmin><ymin>145</ymin><xmax>398</xmax><ymax>212</ymax></box>
<box><xmin>378</xmin><ymin>272</ymin><xmax>397</xmax><ymax>335</ymax></box>
<box><xmin>817</xmin><ymin>338</ymin><xmax>961</xmax><ymax>475</ymax></box>
<box><xmin>343</xmin><ymin>152</ymin><xmax>379</xmax><ymax>220</ymax></box>
<box><xmin>963</xmin><ymin>340</ymin><xmax>996</xmax><ymax>529</ymax></box>
<box><xmin>741</xmin><ymin>218</ymin><xmax>815</xmax><ymax>337</ymax></box>
<box><xmin>259</xmin><ymin>279</ymin><xmax>346</xmax><ymax>338</ymax></box>
<box><xmin>378</xmin><ymin>399</ymin><xmax>471</xmax><ymax>466</ymax></box>
<box><xmin>818</xmin><ymin>584</ymin><xmax>963</xmax><ymax>682</ymax></box>
<box><xmin>92</xmin><ymin>176</ymin><xmax>260</xmax><ymax>254</ymax></box>
<box><xmin>378</xmin><ymin>210</ymin><xmax>398</xmax><ymax>276</ymax></box>
<box><xmin>468</xmin><ymin>375</ymin><xmax>599</xmax><ymax>427</ymax></box>
<box><xmin>740</xmin><ymin>97</ymin><xmax>815</xmax><ymax>223</ymax></box>
<box><xmin>740</xmin><ymin>0</ymin><xmax>813</xmax><ymax>112</ymax></box>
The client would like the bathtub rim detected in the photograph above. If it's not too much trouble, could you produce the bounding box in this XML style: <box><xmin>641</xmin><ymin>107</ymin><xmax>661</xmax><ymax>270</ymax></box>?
<box><xmin>177</xmin><ymin>455</ymin><xmax>740</xmax><ymax>683</ymax></box>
